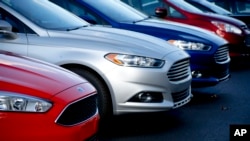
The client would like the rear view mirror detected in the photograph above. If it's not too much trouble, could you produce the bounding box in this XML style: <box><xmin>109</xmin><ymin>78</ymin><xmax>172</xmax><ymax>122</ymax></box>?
<box><xmin>155</xmin><ymin>7</ymin><xmax>167</xmax><ymax>18</ymax></box>
<box><xmin>0</xmin><ymin>20</ymin><xmax>17</xmax><ymax>39</ymax></box>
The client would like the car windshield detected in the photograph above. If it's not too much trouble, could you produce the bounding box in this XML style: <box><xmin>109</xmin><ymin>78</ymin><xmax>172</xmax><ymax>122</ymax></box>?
<box><xmin>200</xmin><ymin>0</ymin><xmax>232</xmax><ymax>14</ymax></box>
<box><xmin>1</xmin><ymin>0</ymin><xmax>89</xmax><ymax>30</ymax></box>
<box><xmin>82</xmin><ymin>0</ymin><xmax>148</xmax><ymax>22</ymax></box>
<box><xmin>169</xmin><ymin>0</ymin><xmax>204</xmax><ymax>13</ymax></box>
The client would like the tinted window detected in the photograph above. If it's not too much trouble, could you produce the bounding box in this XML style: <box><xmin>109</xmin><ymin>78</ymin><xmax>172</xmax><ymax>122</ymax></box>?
<box><xmin>122</xmin><ymin>0</ymin><xmax>185</xmax><ymax>18</ymax></box>
<box><xmin>236</xmin><ymin>0</ymin><xmax>250</xmax><ymax>13</ymax></box>
<box><xmin>140</xmin><ymin>0</ymin><xmax>163</xmax><ymax>15</ymax></box>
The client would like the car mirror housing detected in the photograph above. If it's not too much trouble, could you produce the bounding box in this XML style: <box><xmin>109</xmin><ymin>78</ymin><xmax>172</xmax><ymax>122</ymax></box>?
<box><xmin>155</xmin><ymin>7</ymin><xmax>167</xmax><ymax>18</ymax></box>
<box><xmin>0</xmin><ymin>20</ymin><xmax>12</xmax><ymax>31</ymax></box>
<box><xmin>0</xmin><ymin>20</ymin><xmax>17</xmax><ymax>39</ymax></box>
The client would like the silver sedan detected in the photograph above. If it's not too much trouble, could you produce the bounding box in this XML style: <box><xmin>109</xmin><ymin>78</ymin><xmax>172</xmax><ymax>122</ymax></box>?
<box><xmin>0</xmin><ymin>0</ymin><xmax>192</xmax><ymax>120</ymax></box>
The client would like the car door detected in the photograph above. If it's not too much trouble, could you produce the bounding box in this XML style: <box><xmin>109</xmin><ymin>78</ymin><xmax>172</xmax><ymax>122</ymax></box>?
<box><xmin>0</xmin><ymin>7</ymin><xmax>28</xmax><ymax>55</ymax></box>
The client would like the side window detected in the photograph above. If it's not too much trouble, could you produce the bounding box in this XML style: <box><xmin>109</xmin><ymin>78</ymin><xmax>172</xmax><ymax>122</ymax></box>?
<box><xmin>169</xmin><ymin>7</ymin><xmax>182</xmax><ymax>17</ymax></box>
<box><xmin>142</xmin><ymin>0</ymin><xmax>163</xmax><ymax>15</ymax></box>
<box><xmin>127</xmin><ymin>0</ymin><xmax>163</xmax><ymax>16</ymax></box>
<box><xmin>163</xmin><ymin>3</ymin><xmax>185</xmax><ymax>18</ymax></box>
<box><xmin>236</xmin><ymin>0</ymin><xmax>250</xmax><ymax>14</ymax></box>
<box><xmin>0</xmin><ymin>8</ymin><xmax>34</xmax><ymax>34</ymax></box>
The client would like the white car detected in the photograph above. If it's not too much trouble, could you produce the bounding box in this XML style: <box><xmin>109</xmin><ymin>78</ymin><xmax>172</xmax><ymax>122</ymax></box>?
<box><xmin>0</xmin><ymin>0</ymin><xmax>192</xmax><ymax>120</ymax></box>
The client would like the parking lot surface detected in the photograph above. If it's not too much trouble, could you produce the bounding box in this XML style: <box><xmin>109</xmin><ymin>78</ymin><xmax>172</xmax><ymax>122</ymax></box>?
<box><xmin>98</xmin><ymin>58</ymin><xmax>250</xmax><ymax>141</ymax></box>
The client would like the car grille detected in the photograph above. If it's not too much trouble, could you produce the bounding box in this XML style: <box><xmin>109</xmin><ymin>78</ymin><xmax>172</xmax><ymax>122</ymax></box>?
<box><xmin>214</xmin><ymin>45</ymin><xmax>230</xmax><ymax>64</ymax></box>
<box><xmin>171</xmin><ymin>88</ymin><xmax>190</xmax><ymax>103</ymax></box>
<box><xmin>167</xmin><ymin>58</ymin><xmax>190</xmax><ymax>82</ymax></box>
<box><xmin>56</xmin><ymin>94</ymin><xmax>98</xmax><ymax>126</ymax></box>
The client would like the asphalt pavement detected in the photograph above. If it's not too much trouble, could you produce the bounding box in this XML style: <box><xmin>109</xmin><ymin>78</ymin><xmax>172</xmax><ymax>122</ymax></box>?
<box><xmin>98</xmin><ymin>57</ymin><xmax>250</xmax><ymax>141</ymax></box>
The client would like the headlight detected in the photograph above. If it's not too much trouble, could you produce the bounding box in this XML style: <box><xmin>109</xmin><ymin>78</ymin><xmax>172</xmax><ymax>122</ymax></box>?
<box><xmin>211</xmin><ymin>21</ymin><xmax>242</xmax><ymax>35</ymax></box>
<box><xmin>105</xmin><ymin>53</ymin><xmax>164</xmax><ymax>68</ymax></box>
<box><xmin>0</xmin><ymin>91</ymin><xmax>52</xmax><ymax>112</ymax></box>
<box><xmin>168</xmin><ymin>40</ymin><xmax>211</xmax><ymax>51</ymax></box>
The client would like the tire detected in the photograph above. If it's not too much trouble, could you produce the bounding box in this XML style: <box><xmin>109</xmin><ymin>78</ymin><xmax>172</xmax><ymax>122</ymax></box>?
<box><xmin>67</xmin><ymin>67</ymin><xmax>113</xmax><ymax>121</ymax></box>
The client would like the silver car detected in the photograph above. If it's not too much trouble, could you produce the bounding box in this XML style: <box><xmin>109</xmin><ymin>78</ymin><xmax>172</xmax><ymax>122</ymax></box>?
<box><xmin>0</xmin><ymin>0</ymin><xmax>192</xmax><ymax>119</ymax></box>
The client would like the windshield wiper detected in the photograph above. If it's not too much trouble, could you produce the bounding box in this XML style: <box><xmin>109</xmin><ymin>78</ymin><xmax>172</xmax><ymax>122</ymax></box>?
<box><xmin>133</xmin><ymin>16</ymin><xmax>152</xmax><ymax>23</ymax></box>
<box><xmin>66</xmin><ymin>25</ymin><xmax>88</xmax><ymax>31</ymax></box>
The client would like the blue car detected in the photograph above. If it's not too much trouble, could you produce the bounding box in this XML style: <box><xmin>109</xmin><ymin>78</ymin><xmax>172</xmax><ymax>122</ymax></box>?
<box><xmin>50</xmin><ymin>0</ymin><xmax>231</xmax><ymax>87</ymax></box>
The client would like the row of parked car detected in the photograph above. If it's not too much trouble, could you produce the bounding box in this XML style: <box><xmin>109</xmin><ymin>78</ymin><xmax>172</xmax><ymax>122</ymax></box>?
<box><xmin>121</xmin><ymin>0</ymin><xmax>250</xmax><ymax>57</ymax></box>
<box><xmin>0</xmin><ymin>0</ymin><xmax>249</xmax><ymax>140</ymax></box>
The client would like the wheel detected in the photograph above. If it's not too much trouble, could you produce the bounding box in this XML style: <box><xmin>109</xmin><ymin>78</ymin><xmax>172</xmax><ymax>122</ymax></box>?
<box><xmin>67</xmin><ymin>67</ymin><xmax>113</xmax><ymax>121</ymax></box>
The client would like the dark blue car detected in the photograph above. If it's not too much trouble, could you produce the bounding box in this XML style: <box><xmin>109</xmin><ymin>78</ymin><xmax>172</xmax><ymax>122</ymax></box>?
<box><xmin>49</xmin><ymin>0</ymin><xmax>231</xmax><ymax>87</ymax></box>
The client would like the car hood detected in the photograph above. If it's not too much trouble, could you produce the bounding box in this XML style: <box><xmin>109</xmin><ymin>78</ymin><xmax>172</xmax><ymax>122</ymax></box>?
<box><xmin>0</xmin><ymin>51</ymin><xmax>86</xmax><ymax>99</ymax></box>
<box><xmin>47</xmin><ymin>25</ymin><xmax>182</xmax><ymax>59</ymax></box>
<box><xmin>134</xmin><ymin>18</ymin><xmax>227</xmax><ymax>45</ymax></box>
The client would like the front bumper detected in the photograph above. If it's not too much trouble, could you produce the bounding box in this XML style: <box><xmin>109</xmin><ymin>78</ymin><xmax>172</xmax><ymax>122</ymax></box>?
<box><xmin>191</xmin><ymin>61</ymin><xmax>230</xmax><ymax>87</ymax></box>
<box><xmin>190</xmin><ymin>45</ymin><xmax>231</xmax><ymax>87</ymax></box>
<box><xmin>104</xmin><ymin>50</ymin><xmax>193</xmax><ymax>115</ymax></box>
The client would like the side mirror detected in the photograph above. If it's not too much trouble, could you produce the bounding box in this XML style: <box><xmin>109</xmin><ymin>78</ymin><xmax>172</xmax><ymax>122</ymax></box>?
<box><xmin>0</xmin><ymin>20</ymin><xmax>17</xmax><ymax>40</ymax></box>
<box><xmin>155</xmin><ymin>7</ymin><xmax>167</xmax><ymax>18</ymax></box>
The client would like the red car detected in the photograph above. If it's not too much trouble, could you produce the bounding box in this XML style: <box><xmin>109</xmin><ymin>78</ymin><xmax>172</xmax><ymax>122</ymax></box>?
<box><xmin>121</xmin><ymin>0</ymin><xmax>250</xmax><ymax>57</ymax></box>
<box><xmin>0</xmin><ymin>51</ymin><xmax>99</xmax><ymax>141</ymax></box>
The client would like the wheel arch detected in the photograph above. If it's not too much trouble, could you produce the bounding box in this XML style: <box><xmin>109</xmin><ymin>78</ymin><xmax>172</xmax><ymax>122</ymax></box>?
<box><xmin>60</xmin><ymin>63</ymin><xmax>115</xmax><ymax>111</ymax></box>
<box><xmin>61</xmin><ymin>63</ymin><xmax>110</xmax><ymax>92</ymax></box>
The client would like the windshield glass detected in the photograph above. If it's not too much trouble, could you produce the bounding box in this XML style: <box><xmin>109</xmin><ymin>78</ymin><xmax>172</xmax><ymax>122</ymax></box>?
<box><xmin>169</xmin><ymin>0</ymin><xmax>203</xmax><ymax>13</ymax></box>
<box><xmin>201</xmin><ymin>0</ymin><xmax>232</xmax><ymax>14</ymax></box>
<box><xmin>1</xmin><ymin>0</ymin><xmax>89</xmax><ymax>30</ymax></box>
<box><xmin>82</xmin><ymin>0</ymin><xmax>148</xmax><ymax>22</ymax></box>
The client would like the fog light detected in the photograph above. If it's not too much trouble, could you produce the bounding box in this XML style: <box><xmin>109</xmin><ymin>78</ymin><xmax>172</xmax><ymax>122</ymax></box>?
<box><xmin>192</xmin><ymin>71</ymin><xmax>202</xmax><ymax>78</ymax></box>
<box><xmin>129</xmin><ymin>92</ymin><xmax>163</xmax><ymax>103</ymax></box>
<box><xmin>138</xmin><ymin>93</ymin><xmax>153</xmax><ymax>102</ymax></box>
